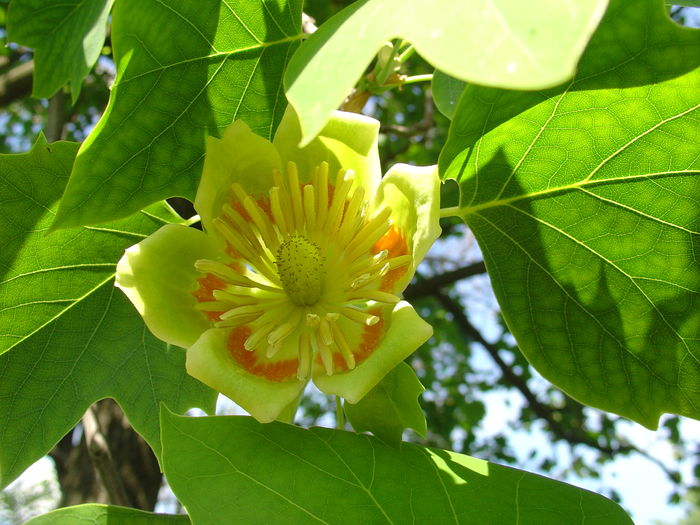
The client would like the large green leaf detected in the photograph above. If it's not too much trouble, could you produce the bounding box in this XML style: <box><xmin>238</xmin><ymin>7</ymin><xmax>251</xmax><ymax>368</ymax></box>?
<box><xmin>161</xmin><ymin>410</ymin><xmax>632</xmax><ymax>524</ymax></box>
<box><xmin>25</xmin><ymin>505</ymin><xmax>190</xmax><ymax>525</ymax></box>
<box><xmin>439</xmin><ymin>0</ymin><xmax>700</xmax><ymax>428</ymax></box>
<box><xmin>53</xmin><ymin>0</ymin><xmax>303</xmax><ymax>229</ymax></box>
<box><xmin>7</xmin><ymin>0</ymin><xmax>114</xmax><ymax>102</ymax></box>
<box><xmin>0</xmin><ymin>137</ymin><xmax>217</xmax><ymax>488</ymax></box>
<box><xmin>285</xmin><ymin>0</ymin><xmax>608</xmax><ymax>145</ymax></box>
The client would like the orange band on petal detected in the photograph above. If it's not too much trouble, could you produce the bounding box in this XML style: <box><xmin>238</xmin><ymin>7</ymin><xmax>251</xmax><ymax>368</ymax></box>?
<box><xmin>227</xmin><ymin>326</ymin><xmax>299</xmax><ymax>383</ymax></box>
<box><xmin>230</xmin><ymin>195</ymin><xmax>274</xmax><ymax>223</ymax></box>
<box><xmin>193</xmin><ymin>273</ymin><xmax>227</xmax><ymax>321</ymax></box>
<box><xmin>355</xmin><ymin>308</ymin><xmax>385</xmax><ymax>365</ymax></box>
<box><xmin>373</xmin><ymin>226</ymin><xmax>409</xmax><ymax>291</ymax></box>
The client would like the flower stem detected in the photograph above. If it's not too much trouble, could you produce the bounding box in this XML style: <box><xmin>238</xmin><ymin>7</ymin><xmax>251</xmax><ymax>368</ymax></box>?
<box><xmin>335</xmin><ymin>396</ymin><xmax>344</xmax><ymax>430</ymax></box>
<box><xmin>184</xmin><ymin>214</ymin><xmax>201</xmax><ymax>226</ymax></box>
<box><xmin>383</xmin><ymin>74</ymin><xmax>434</xmax><ymax>89</ymax></box>
<box><xmin>397</xmin><ymin>43</ymin><xmax>415</xmax><ymax>63</ymax></box>
<box><xmin>440</xmin><ymin>206</ymin><xmax>462</xmax><ymax>219</ymax></box>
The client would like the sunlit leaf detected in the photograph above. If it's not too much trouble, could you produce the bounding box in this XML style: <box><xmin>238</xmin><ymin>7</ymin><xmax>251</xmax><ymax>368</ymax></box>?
<box><xmin>0</xmin><ymin>137</ymin><xmax>216</xmax><ymax>489</ymax></box>
<box><xmin>53</xmin><ymin>0</ymin><xmax>303</xmax><ymax>229</ymax></box>
<box><xmin>440</xmin><ymin>0</ymin><xmax>700</xmax><ymax>428</ymax></box>
<box><xmin>7</xmin><ymin>0</ymin><xmax>114</xmax><ymax>102</ymax></box>
<box><xmin>285</xmin><ymin>0</ymin><xmax>608</xmax><ymax>145</ymax></box>
<box><xmin>161</xmin><ymin>410</ymin><xmax>632</xmax><ymax>525</ymax></box>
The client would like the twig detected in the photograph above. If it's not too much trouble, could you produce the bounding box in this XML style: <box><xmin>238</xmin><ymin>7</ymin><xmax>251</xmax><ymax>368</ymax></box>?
<box><xmin>380</xmin><ymin>87</ymin><xmax>434</xmax><ymax>137</ymax></box>
<box><xmin>433</xmin><ymin>290</ymin><xmax>627</xmax><ymax>455</ymax></box>
<box><xmin>432</xmin><ymin>290</ymin><xmax>685</xmax><ymax>485</ymax></box>
<box><xmin>82</xmin><ymin>404</ymin><xmax>131</xmax><ymax>507</ymax></box>
<box><xmin>404</xmin><ymin>261</ymin><xmax>486</xmax><ymax>300</ymax></box>
<box><xmin>0</xmin><ymin>59</ymin><xmax>34</xmax><ymax>107</ymax></box>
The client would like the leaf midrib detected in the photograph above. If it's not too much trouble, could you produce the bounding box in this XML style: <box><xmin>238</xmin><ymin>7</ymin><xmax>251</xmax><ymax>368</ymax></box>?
<box><xmin>118</xmin><ymin>33</ymin><xmax>304</xmax><ymax>86</ymax></box>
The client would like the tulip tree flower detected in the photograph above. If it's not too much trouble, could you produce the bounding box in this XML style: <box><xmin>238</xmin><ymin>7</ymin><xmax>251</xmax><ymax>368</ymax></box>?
<box><xmin>116</xmin><ymin>107</ymin><xmax>440</xmax><ymax>423</ymax></box>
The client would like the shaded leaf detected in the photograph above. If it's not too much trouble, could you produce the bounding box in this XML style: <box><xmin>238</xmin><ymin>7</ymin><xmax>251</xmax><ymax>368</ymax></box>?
<box><xmin>25</xmin><ymin>504</ymin><xmax>190</xmax><ymax>525</ymax></box>
<box><xmin>439</xmin><ymin>0</ymin><xmax>700</xmax><ymax>427</ymax></box>
<box><xmin>0</xmin><ymin>138</ymin><xmax>216</xmax><ymax>488</ymax></box>
<box><xmin>161</xmin><ymin>410</ymin><xmax>632</xmax><ymax>525</ymax></box>
<box><xmin>7</xmin><ymin>0</ymin><xmax>114</xmax><ymax>102</ymax></box>
<box><xmin>285</xmin><ymin>0</ymin><xmax>608</xmax><ymax>145</ymax></box>
<box><xmin>344</xmin><ymin>361</ymin><xmax>426</xmax><ymax>445</ymax></box>
<box><xmin>53</xmin><ymin>0</ymin><xmax>303</xmax><ymax>229</ymax></box>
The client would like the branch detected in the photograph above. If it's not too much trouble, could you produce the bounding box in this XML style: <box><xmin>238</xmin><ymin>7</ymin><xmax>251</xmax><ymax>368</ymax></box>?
<box><xmin>432</xmin><ymin>290</ymin><xmax>686</xmax><ymax>485</ymax></box>
<box><xmin>380</xmin><ymin>87</ymin><xmax>434</xmax><ymax>137</ymax></box>
<box><xmin>433</xmin><ymin>290</ymin><xmax>627</xmax><ymax>456</ymax></box>
<box><xmin>82</xmin><ymin>404</ymin><xmax>131</xmax><ymax>507</ymax></box>
<box><xmin>0</xmin><ymin>59</ymin><xmax>34</xmax><ymax>107</ymax></box>
<box><xmin>404</xmin><ymin>261</ymin><xmax>486</xmax><ymax>300</ymax></box>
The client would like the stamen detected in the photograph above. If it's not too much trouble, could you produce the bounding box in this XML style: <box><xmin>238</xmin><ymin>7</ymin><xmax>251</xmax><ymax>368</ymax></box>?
<box><xmin>324</xmin><ymin>170</ymin><xmax>354</xmax><ymax>236</ymax></box>
<box><xmin>194</xmin><ymin>301</ymin><xmax>231</xmax><ymax>312</ymax></box>
<box><xmin>348</xmin><ymin>250</ymin><xmax>388</xmax><ymax>275</ymax></box>
<box><xmin>244</xmin><ymin>320</ymin><xmax>276</xmax><ymax>351</ymax></box>
<box><xmin>213</xmin><ymin>219</ymin><xmax>280</xmax><ymax>285</ymax></box>
<box><xmin>272</xmin><ymin>169</ymin><xmax>295</xmax><ymax>232</ymax></box>
<box><xmin>336</xmin><ymin>185</ymin><xmax>366</xmax><ymax>248</ymax></box>
<box><xmin>348</xmin><ymin>290</ymin><xmax>400</xmax><ymax>304</ymax></box>
<box><xmin>241</xmin><ymin>195</ymin><xmax>278</xmax><ymax>252</ymax></box>
<box><xmin>316</xmin><ymin>162</ymin><xmax>329</xmax><ymax>228</ymax></box>
<box><xmin>288</xmin><ymin>162</ymin><xmax>304</xmax><ymax>231</ymax></box>
<box><xmin>330</xmin><ymin>320</ymin><xmax>356</xmax><ymax>369</ymax></box>
<box><xmin>269</xmin><ymin>187</ymin><xmax>289</xmax><ymax>236</ymax></box>
<box><xmin>319</xmin><ymin>317</ymin><xmax>334</xmax><ymax>346</ymax></box>
<box><xmin>267</xmin><ymin>310</ymin><xmax>301</xmax><ymax>346</ymax></box>
<box><xmin>386</xmin><ymin>254</ymin><xmax>412</xmax><ymax>269</ymax></box>
<box><xmin>340</xmin><ymin>306</ymin><xmax>379</xmax><ymax>326</ymax></box>
<box><xmin>303</xmin><ymin>184</ymin><xmax>316</xmax><ymax>233</ymax></box>
<box><xmin>349</xmin><ymin>263</ymin><xmax>391</xmax><ymax>289</ymax></box>
<box><xmin>213</xmin><ymin>314</ymin><xmax>259</xmax><ymax>328</ymax></box>
<box><xmin>219</xmin><ymin>304</ymin><xmax>265</xmax><ymax>320</ymax></box>
<box><xmin>297</xmin><ymin>331</ymin><xmax>312</xmax><ymax>380</ymax></box>
<box><xmin>345</xmin><ymin>208</ymin><xmax>393</xmax><ymax>262</ymax></box>
<box><xmin>311</xmin><ymin>330</ymin><xmax>334</xmax><ymax>376</ymax></box>
<box><xmin>194</xmin><ymin>260</ymin><xmax>276</xmax><ymax>291</ymax></box>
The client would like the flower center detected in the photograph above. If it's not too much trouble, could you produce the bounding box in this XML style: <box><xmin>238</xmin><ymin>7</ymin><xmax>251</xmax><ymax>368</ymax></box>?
<box><xmin>275</xmin><ymin>235</ymin><xmax>324</xmax><ymax>306</ymax></box>
<box><xmin>193</xmin><ymin>161</ymin><xmax>412</xmax><ymax>381</ymax></box>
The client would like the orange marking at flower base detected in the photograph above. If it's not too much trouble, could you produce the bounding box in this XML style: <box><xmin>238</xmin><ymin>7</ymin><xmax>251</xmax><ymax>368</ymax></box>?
<box><xmin>230</xmin><ymin>195</ymin><xmax>274</xmax><ymax>222</ymax></box>
<box><xmin>227</xmin><ymin>326</ymin><xmax>299</xmax><ymax>382</ymax></box>
<box><xmin>231</xmin><ymin>201</ymin><xmax>251</xmax><ymax>222</ymax></box>
<box><xmin>193</xmin><ymin>273</ymin><xmax>227</xmax><ymax>321</ymax></box>
<box><xmin>373</xmin><ymin>226</ymin><xmax>409</xmax><ymax>291</ymax></box>
<box><xmin>355</xmin><ymin>309</ymin><xmax>385</xmax><ymax>364</ymax></box>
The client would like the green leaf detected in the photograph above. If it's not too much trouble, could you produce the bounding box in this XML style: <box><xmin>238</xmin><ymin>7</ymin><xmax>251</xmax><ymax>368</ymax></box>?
<box><xmin>285</xmin><ymin>0</ymin><xmax>608</xmax><ymax>145</ymax></box>
<box><xmin>7</xmin><ymin>0</ymin><xmax>114</xmax><ymax>102</ymax></box>
<box><xmin>53</xmin><ymin>0</ymin><xmax>303</xmax><ymax>229</ymax></box>
<box><xmin>344</xmin><ymin>361</ymin><xmax>426</xmax><ymax>445</ymax></box>
<box><xmin>161</xmin><ymin>410</ymin><xmax>632</xmax><ymax>525</ymax></box>
<box><xmin>432</xmin><ymin>70</ymin><xmax>467</xmax><ymax>120</ymax></box>
<box><xmin>0</xmin><ymin>137</ymin><xmax>217</xmax><ymax>488</ymax></box>
<box><xmin>439</xmin><ymin>0</ymin><xmax>700</xmax><ymax>428</ymax></box>
<box><xmin>25</xmin><ymin>504</ymin><xmax>190</xmax><ymax>525</ymax></box>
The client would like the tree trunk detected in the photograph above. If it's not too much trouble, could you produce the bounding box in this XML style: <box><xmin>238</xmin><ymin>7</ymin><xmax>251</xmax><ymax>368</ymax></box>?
<box><xmin>49</xmin><ymin>399</ymin><xmax>162</xmax><ymax>510</ymax></box>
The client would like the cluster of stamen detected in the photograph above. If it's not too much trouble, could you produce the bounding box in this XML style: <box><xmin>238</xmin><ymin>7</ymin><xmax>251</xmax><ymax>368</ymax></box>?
<box><xmin>193</xmin><ymin>161</ymin><xmax>412</xmax><ymax>380</ymax></box>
